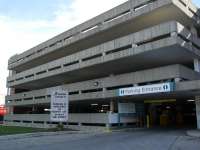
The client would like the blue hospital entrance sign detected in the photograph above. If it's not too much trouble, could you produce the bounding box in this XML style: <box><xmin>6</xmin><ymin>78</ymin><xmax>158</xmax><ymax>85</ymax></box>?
<box><xmin>119</xmin><ymin>82</ymin><xmax>174</xmax><ymax>96</ymax></box>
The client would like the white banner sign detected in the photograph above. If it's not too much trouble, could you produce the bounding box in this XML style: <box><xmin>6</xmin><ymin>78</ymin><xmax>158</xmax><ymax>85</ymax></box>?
<box><xmin>118</xmin><ymin>103</ymin><xmax>136</xmax><ymax>114</ymax></box>
<box><xmin>51</xmin><ymin>90</ymin><xmax>68</xmax><ymax>122</ymax></box>
<box><xmin>119</xmin><ymin>82</ymin><xmax>174</xmax><ymax>96</ymax></box>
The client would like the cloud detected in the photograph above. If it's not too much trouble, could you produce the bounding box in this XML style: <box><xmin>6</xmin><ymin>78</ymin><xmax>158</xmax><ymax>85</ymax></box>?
<box><xmin>0</xmin><ymin>16</ymin><xmax>58</xmax><ymax>104</ymax></box>
<box><xmin>0</xmin><ymin>0</ymin><xmax>127</xmax><ymax>104</ymax></box>
<box><xmin>53</xmin><ymin>0</ymin><xmax>128</xmax><ymax>29</ymax></box>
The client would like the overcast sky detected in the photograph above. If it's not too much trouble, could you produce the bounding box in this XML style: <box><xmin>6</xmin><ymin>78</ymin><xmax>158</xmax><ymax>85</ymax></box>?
<box><xmin>0</xmin><ymin>0</ymin><xmax>199</xmax><ymax>104</ymax></box>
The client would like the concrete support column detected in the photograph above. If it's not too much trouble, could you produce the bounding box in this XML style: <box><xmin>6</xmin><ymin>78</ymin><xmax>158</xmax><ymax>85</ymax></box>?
<box><xmin>8</xmin><ymin>88</ymin><xmax>15</xmax><ymax>95</ymax></box>
<box><xmin>8</xmin><ymin>70</ymin><xmax>16</xmax><ymax>95</ymax></box>
<box><xmin>32</xmin><ymin>105</ymin><xmax>35</xmax><ymax>112</ymax></box>
<box><xmin>132</xmin><ymin>44</ymin><xmax>137</xmax><ymax>48</ymax></box>
<box><xmin>174</xmin><ymin>78</ymin><xmax>181</xmax><ymax>83</ymax></box>
<box><xmin>194</xmin><ymin>59</ymin><xmax>200</xmax><ymax>72</ymax></box>
<box><xmin>106</xmin><ymin>123</ymin><xmax>111</xmax><ymax>128</ymax></box>
<box><xmin>195</xmin><ymin>96</ymin><xmax>200</xmax><ymax>129</ymax></box>
<box><xmin>130</xmin><ymin>8</ymin><xmax>134</xmax><ymax>13</ymax></box>
<box><xmin>190</xmin><ymin>25</ymin><xmax>197</xmax><ymax>37</ymax></box>
<box><xmin>44</xmin><ymin>122</ymin><xmax>48</xmax><ymax>128</ymax></box>
<box><xmin>7</xmin><ymin>88</ymin><xmax>10</xmax><ymax>95</ymax></box>
<box><xmin>9</xmin><ymin>106</ymin><xmax>14</xmax><ymax>115</ymax></box>
<box><xmin>110</xmin><ymin>100</ymin><xmax>114</xmax><ymax>113</ymax></box>
<box><xmin>170</xmin><ymin>32</ymin><xmax>177</xmax><ymax>37</ymax></box>
<box><xmin>9</xmin><ymin>70</ymin><xmax>16</xmax><ymax>76</ymax></box>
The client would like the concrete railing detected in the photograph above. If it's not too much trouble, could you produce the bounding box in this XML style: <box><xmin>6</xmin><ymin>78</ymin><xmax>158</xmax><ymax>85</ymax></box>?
<box><xmin>4</xmin><ymin>113</ymin><xmax>137</xmax><ymax>124</ymax></box>
<box><xmin>4</xmin><ymin>114</ymin><xmax>50</xmax><ymax>122</ymax></box>
<box><xmin>6</xmin><ymin>64</ymin><xmax>200</xmax><ymax>106</ymax></box>
<box><xmin>8</xmin><ymin>21</ymin><xmax>200</xmax><ymax>87</ymax></box>
<box><xmin>8</xmin><ymin>0</ymin><xmax>199</xmax><ymax>70</ymax></box>
<box><xmin>175</xmin><ymin>0</ymin><xmax>199</xmax><ymax>20</ymax></box>
<box><xmin>4</xmin><ymin>113</ymin><xmax>109</xmax><ymax>123</ymax></box>
<box><xmin>8</xmin><ymin>0</ymin><xmax>168</xmax><ymax>67</ymax></box>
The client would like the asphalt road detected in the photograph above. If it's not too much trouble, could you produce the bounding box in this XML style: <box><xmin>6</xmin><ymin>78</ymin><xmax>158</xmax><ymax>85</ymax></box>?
<box><xmin>0</xmin><ymin>129</ymin><xmax>200</xmax><ymax>150</ymax></box>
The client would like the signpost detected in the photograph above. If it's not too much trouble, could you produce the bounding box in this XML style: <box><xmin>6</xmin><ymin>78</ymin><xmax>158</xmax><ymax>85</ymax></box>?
<box><xmin>50</xmin><ymin>90</ymin><xmax>69</xmax><ymax>122</ymax></box>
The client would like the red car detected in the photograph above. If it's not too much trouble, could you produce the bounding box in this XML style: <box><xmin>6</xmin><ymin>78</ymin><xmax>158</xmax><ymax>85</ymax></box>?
<box><xmin>0</xmin><ymin>105</ymin><xmax>7</xmax><ymax>124</ymax></box>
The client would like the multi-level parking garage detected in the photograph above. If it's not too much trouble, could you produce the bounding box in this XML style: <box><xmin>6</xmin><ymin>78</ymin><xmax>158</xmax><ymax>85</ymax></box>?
<box><xmin>4</xmin><ymin>0</ymin><xmax>200</xmax><ymax>129</ymax></box>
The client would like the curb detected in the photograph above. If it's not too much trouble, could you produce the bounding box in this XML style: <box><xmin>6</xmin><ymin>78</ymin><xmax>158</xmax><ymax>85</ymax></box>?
<box><xmin>109</xmin><ymin>127</ymin><xmax>146</xmax><ymax>132</ymax></box>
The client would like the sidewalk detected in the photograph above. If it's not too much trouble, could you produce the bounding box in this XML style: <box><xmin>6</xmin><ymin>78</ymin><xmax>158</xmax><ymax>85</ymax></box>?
<box><xmin>186</xmin><ymin>130</ymin><xmax>200</xmax><ymax>138</ymax></box>
<box><xmin>0</xmin><ymin>130</ymin><xmax>92</xmax><ymax>141</ymax></box>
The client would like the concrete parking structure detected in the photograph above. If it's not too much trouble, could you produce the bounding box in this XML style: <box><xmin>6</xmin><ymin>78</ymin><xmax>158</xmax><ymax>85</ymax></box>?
<box><xmin>4</xmin><ymin>0</ymin><xmax>200</xmax><ymax>130</ymax></box>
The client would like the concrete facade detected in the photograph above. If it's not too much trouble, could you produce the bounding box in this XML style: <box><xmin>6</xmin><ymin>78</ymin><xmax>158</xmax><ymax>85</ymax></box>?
<box><xmin>4</xmin><ymin>0</ymin><xmax>200</xmax><ymax>129</ymax></box>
